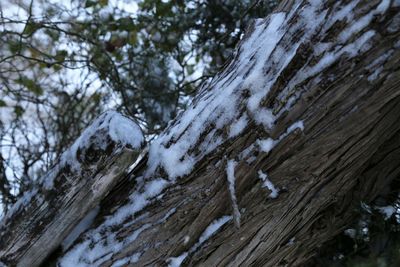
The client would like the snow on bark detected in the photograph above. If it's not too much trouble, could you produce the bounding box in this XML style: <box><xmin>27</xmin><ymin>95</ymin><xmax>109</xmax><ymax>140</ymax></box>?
<box><xmin>258</xmin><ymin>170</ymin><xmax>279</xmax><ymax>199</ymax></box>
<box><xmin>167</xmin><ymin>216</ymin><xmax>232</xmax><ymax>267</ymax></box>
<box><xmin>0</xmin><ymin>111</ymin><xmax>144</xmax><ymax>266</ymax></box>
<box><xmin>145</xmin><ymin>0</ymin><xmax>390</xmax><ymax>182</ymax></box>
<box><xmin>58</xmin><ymin>178</ymin><xmax>172</xmax><ymax>266</ymax></box>
<box><xmin>226</xmin><ymin>159</ymin><xmax>241</xmax><ymax>228</ymax></box>
<box><xmin>0</xmin><ymin>0</ymin><xmax>393</xmax><ymax>265</ymax></box>
<box><xmin>257</xmin><ymin>121</ymin><xmax>304</xmax><ymax>153</ymax></box>
<box><xmin>56</xmin><ymin>0</ymin><xmax>399</xmax><ymax>265</ymax></box>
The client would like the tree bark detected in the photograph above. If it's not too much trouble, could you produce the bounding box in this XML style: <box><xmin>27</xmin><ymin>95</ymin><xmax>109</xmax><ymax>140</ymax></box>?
<box><xmin>2</xmin><ymin>0</ymin><xmax>400</xmax><ymax>266</ymax></box>
<box><xmin>0</xmin><ymin>112</ymin><xmax>143</xmax><ymax>266</ymax></box>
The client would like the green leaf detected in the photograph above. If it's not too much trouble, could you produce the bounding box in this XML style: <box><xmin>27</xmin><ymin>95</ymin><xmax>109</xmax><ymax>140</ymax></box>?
<box><xmin>9</xmin><ymin>40</ymin><xmax>22</xmax><ymax>54</ymax></box>
<box><xmin>85</xmin><ymin>0</ymin><xmax>97</xmax><ymax>8</ymax></box>
<box><xmin>0</xmin><ymin>100</ymin><xmax>6</xmax><ymax>107</ymax></box>
<box><xmin>54</xmin><ymin>50</ymin><xmax>68</xmax><ymax>62</ymax></box>
<box><xmin>23</xmin><ymin>21</ymin><xmax>41</xmax><ymax>36</ymax></box>
<box><xmin>117</xmin><ymin>17</ymin><xmax>136</xmax><ymax>31</ymax></box>
<box><xmin>18</xmin><ymin>77</ymin><xmax>44</xmax><ymax>95</ymax></box>
<box><xmin>128</xmin><ymin>31</ymin><xmax>137</xmax><ymax>45</ymax></box>
<box><xmin>14</xmin><ymin>105</ymin><xmax>24</xmax><ymax>117</ymax></box>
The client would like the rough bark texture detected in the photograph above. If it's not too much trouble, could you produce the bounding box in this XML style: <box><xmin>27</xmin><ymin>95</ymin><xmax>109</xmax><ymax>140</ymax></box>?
<box><xmin>0</xmin><ymin>113</ymin><xmax>143</xmax><ymax>266</ymax></box>
<box><xmin>2</xmin><ymin>0</ymin><xmax>400</xmax><ymax>266</ymax></box>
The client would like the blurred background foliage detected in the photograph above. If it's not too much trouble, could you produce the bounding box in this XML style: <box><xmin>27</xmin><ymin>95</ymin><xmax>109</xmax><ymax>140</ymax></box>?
<box><xmin>0</xmin><ymin>0</ymin><xmax>278</xmax><ymax>208</ymax></box>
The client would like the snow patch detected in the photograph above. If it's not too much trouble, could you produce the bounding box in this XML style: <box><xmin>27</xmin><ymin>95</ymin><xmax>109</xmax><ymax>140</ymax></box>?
<box><xmin>167</xmin><ymin>216</ymin><xmax>232</xmax><ymax>267</ymax></box>
<box><xmin>257</xmin><ymin>120</ymin><xmax>304</xmax><ymax>153</ymax></box>
<box><xmin>258</xmin><ymin>170</ymin><xmax>279</xmax><ymax>199</ymax></box>
<box><xmin>377</xmin><ymin>205</ymin><xmax>396</xmax><ymax>220</ymax></box>
<box><xmin>229</xmin><ymin>114</ymin><xmax>249</xmax><ymax>138</ymax></box>
<box><xmin>58</xmin><ymin>178</ymin><xmax>171</xmax><ymax>266</ymax></box>
<box><xmin>110</xmin><ymin>252</ymin><xmax>141</xmax><ymax>267</ymax></box>
<box><xmin>40</xmin><ymin>111</ymin><xmax>144</xmax><ymax>190</ymax></box>
<box><xmin>226</xmin><ymin>160</ymin><xmax>241</xmax><ymax>228</ymax></box>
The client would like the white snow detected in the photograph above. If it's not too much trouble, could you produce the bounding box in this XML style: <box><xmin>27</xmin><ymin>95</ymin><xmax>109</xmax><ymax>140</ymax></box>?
<box><xmin>257</xmin><ymin>120</ymin><xmax>304</xmax><ymax>153</ymax></box>
<box><xmin>41</xmin><ymin>110</ymin><xmax>144</xmax><ymax>190</ymax></box>
<box><xmin>258</xmin><ymin>170</ymin><xmax>279</xmax><ymax>199</ymax></box>
<box><xmin>58</xmin><ymin>178</ymin><xmax>171</xmax><ymax>266</ymax></box>
<box><xmin>168</xmin><ymin>253</ymin><xmax>188</xmax><ymax>267</ymax></box>
<box><xmin>257</xmin><ymin>138</ymin><xmax>277</xmax><ymax>153</ymax></box>
<box><xmin>62</xmin><ymin>110</ymin><xmax>144</xmax><ymax>171</ymax></box>
<box><xmin>110</xmin><ymin>253</ymin><xmax>141</xmax><ymax>267</ymax></box>
<box><xmin>226</xmin><ymin>160</ymin><xmax>241</xmax><ymax>228</ymax></box>
<box><xmin>143</xmin><ymin>0</ymin><xmax>387</xmax><ymax>184</ymax></box>
<box><xmin>229</xmin><ymin>115</ymin><xmax>249</xmax><ymax>138</ymax></box>
<box><xmin>377</xmin><ymin>205</ymin><xmax>396</xmax><ymax>220</ymax></box>
<box><xmin>287</xmin><ymin>121</ymin><xmax>304</xmax><ymax>132</ymax></box>
<box><xmin>58</xmin><ymin>0</ymin><xmax>393</xmax><ymax>264</ymax></box>
<box><xmin>167</xmin><ymin>215</ymin><xmax>232</xmax><ymax>267</ymax></box>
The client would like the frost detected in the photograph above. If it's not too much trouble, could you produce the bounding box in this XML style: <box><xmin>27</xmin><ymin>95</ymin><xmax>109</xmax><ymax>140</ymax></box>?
<box><xmin>168</xmin><ymin>216</ymin><xmax>232</xmax><ymax>267</ymax></box>
<box><xmin>226</xmin><ymin>160</ymin><xmax>241</xmax><ymax>228</ymax></box>
<box><xmin>258</xmin><ymin>170</ymin><xmax>279</xmax><ymax>199</ymax></box>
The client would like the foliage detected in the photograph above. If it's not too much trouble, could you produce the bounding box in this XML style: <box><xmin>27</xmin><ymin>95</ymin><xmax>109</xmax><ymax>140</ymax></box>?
<box><xmin>0</xmin><ymin>0</ymin><xmax>278</xmax><ymax>211</ymax></box>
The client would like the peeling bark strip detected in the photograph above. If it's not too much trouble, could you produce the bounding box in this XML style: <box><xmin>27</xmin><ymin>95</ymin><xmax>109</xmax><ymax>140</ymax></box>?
<box><xmin>0</xmin><ymin>111</ymin><xmax>144</xmax><ymax>267</ymax></box>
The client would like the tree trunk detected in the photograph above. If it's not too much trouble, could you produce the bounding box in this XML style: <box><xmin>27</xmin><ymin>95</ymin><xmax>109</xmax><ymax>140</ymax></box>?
<box><xmin>2</xmin><ymin>0</ymin><xmax>400</xmax><ymax>266</ymax></box>
<box><xmin>0</xmin><ymin>112</ymin><xmax>144</xmax><ymax>266</ymax></box>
